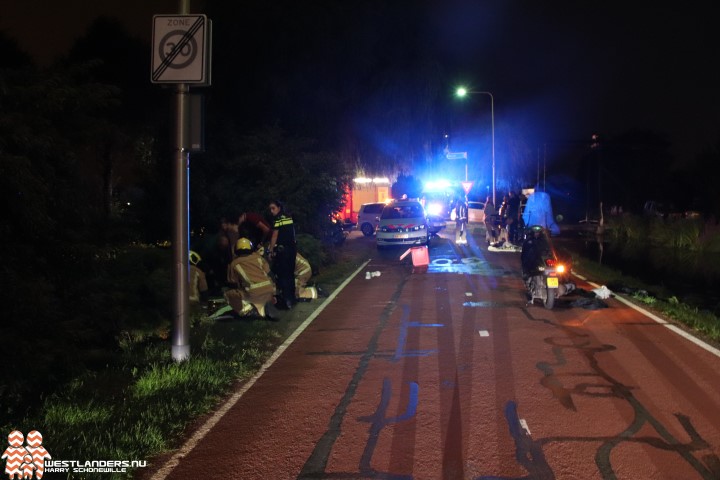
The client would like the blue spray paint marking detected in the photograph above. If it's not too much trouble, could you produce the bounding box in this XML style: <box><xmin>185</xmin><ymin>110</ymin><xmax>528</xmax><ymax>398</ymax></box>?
<box><xmin>393</xmin><ymin>305</ymin><xmax>444</xmax><ymax>362</ymax></box>
<box><xmin>357</xmin><ymin>377</ymin><xmax>418</xmax><ymax>479</ymax></box>
<box><xmin>475</xmin><ymin>401</ymin><xmax>554</xmax><ymax>480</ymax></box>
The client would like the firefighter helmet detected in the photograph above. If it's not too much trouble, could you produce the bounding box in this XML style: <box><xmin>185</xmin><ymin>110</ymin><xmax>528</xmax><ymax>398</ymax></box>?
<box><xmin>235</xmin><ymin>237</ymin><xmax>253</xmax><ymax>254</ymax></box>
<box><xmin>189</xmin><ymin>250</ymin><xmax>201</xmax><ymax>265</ymax></box>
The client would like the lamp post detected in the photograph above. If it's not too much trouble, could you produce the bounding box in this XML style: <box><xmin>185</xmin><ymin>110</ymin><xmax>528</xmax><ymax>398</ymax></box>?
<box><xmin>456</xmin><ymin>87</ymin><xmax>495</xmax><ymax>205</ymax></box>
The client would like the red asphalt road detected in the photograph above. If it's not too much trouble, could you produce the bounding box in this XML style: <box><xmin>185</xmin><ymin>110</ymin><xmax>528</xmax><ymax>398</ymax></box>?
<box><xmin>150</xmin><ymin>230</ymin><xmax>720</xmax><ymax>480</ymax></box>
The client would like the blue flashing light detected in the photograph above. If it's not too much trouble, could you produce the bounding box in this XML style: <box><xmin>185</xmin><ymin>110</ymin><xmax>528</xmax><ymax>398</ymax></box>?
<box><xmin>423</xmin><ymin>179</ymin><xmax>452</xmax><ymax>192</ymax></box>
<box><xmin>426</xmin><ymin>202</ymin><xmax>443</xmax><ymax>216</ymax></box>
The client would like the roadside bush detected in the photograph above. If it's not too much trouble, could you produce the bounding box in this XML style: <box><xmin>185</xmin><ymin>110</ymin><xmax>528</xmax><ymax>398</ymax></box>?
<box><xmin>606</xmin><ymin>214</ymin><xmax>717</xmax><ymax>251</ymax></box>
<box><xmin>0</xmin><ymin>244</ymin><xmax>173</xmax><ymax>429</ymax></box>
<box><xmin>297</xmin><ymin>233</ymin><xmax>329</xmax><ymax>272</ymax></box>
<box><xmin>698</xmin><ymin>220</ymin><xmax>720</xmax><ymax>253</ymax></box>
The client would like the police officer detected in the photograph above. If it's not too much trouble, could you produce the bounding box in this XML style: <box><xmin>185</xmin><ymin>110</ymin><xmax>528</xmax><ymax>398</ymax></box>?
<box><xmin>268</xmin><ymin>200</ymin><xmax>297</xmax><ymax>309</ymax></box>
<box><xmin>454</xmin><ymin>198</ymin><xmax>469</xmax><ymax>245</ymax></box>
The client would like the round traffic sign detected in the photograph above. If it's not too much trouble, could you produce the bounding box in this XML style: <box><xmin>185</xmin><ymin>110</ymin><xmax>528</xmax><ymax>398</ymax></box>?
<box><xmin>158</xmin><ymin>30</ymin><xmax>198</xmax><ymax>70</ymax></box>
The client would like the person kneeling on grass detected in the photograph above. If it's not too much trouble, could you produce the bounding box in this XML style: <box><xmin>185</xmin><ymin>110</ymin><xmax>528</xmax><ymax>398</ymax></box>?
<box><xmin>189</xmin><ymin>250</ymin><xmax>209</xmax><ymax>303</ymax></box>
<box><xmin>295</xmin><ymin>252</ymin><xmax>318</xmax><ymax>301</ymax></box>
<box><xmin>224</xmin><ymin>237</ymin><xmax>279</xmax><ymax>320</ymax></box>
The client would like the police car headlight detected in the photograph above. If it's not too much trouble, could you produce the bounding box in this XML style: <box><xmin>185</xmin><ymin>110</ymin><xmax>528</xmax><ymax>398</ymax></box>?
<box><xmin>426</xmin><ymin>203</ymin><xmax>442</xmax><ymax>216</ymax></box>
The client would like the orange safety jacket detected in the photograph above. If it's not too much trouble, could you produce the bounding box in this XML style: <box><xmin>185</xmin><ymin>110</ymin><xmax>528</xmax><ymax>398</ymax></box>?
<box><xmin>228</xmin><ymin>253</ymin><xmax>275</xmax><ymax>296</ymax></box>
<box><xmin>189</xmin><ymin>265</ymin><xmax>208</xmax><ymax>302</ymax></box>
<box><xmin>294</xmin><ymin>252</ymin><xmax>312</xmax><ymax>287</ymax></box>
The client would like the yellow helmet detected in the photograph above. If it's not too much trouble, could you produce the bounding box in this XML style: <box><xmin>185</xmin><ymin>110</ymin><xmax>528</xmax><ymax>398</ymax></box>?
<box><xmin>189</xmin><ymin>250</ymin><xmax>201</xmax><ymax>265</ymax></box>
<box><xmin>235</xmin><ymin>237</ymin><xmax>253</xmax><ymax>254</ymax></box>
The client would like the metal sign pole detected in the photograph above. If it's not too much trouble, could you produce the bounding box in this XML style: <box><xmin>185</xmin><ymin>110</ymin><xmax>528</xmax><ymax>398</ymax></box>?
<box><xmin>171</xmin><ymin>84</ymin><xmax>190</xmax><ymax>362</ymax></box>
<box><xmin>171</xmin><ymin>0</ymin><xmax>191</xmax><ymax>362</ymax></box>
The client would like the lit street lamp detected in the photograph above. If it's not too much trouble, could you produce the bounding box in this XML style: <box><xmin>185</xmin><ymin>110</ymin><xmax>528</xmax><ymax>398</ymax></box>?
<box><xmin>456</xmin><ymin>87</ymin><xmax>495</xmax><ymax>205</ymax></box>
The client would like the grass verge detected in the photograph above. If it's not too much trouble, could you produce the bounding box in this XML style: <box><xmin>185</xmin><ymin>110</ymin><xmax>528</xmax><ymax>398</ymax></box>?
<box><xmin>568</xmin><ymin>250</ymin><xmax>720</xmax><ymax>345</ymax></box>
<box><xmin>4</xmin><ymin>317</ymin><xmax>282</xmax><ymax>480</ymax></box>
<box><xmin>3</xmin><ymin>241</ymin><xmax>371</xmax><ymax>480</ymax></box>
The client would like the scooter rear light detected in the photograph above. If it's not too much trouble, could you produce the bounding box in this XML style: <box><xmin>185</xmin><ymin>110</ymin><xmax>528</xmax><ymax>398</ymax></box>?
<box><xmin>556</xmin><ymin>264</ymin><xmax>566</xmax><ymax>273</ymax></box>
<box><xmin>545</xmin><ymin>258</ymin><xmax>556</xmax><ymax>267</ymax></box>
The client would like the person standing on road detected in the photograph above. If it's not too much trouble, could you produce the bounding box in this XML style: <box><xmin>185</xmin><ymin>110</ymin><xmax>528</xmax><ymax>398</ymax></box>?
<box><xmin>482</xmin><ymin>196</ymin><xmax>498</xmax><ymax>244</ymax></box>
<box><xmin>268</xmin><ymin>200</ymin><xmax>297</xmax><ymax>309</ymax></box>
<box><xmin>454</xmin><ymin>199</ymin><xmax>469</xmax><ymax>245</ymax></box>
<box><xmin>506</xmin><ymin>191</ymin><xmax>521</xmax><ymax>244</ymax></box>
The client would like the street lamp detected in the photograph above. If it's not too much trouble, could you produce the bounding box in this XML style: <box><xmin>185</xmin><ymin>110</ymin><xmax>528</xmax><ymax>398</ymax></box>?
<box><xmin>455</xmin><ymin>87</ymin><xmax>495</xmax><ymax>205</ymax></box>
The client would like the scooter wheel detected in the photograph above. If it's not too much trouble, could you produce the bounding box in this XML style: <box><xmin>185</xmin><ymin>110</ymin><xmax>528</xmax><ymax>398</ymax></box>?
<box><xmin>544</xmin><ymin>286</ymin><xmax>555</xmax><ymax>309</ymax></box>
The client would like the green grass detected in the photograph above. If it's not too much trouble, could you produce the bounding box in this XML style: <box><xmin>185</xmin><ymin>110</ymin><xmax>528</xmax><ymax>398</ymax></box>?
<box><xmin>568</xmin><ymin>250</ymin><xmax>720</xmax><ymax>344</ymax></box>
<box><xmin>5</xmin><ymin>319</ymin><xmax>282</xmax><ymax>480</ymax></box>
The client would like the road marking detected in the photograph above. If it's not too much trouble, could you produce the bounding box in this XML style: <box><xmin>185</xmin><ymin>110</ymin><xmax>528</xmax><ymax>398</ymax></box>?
<box><xmin>478</xmin><ymin>330</ymin><xmax>490</xmax><ymax>337</ymax></box>
<box><xmin>519</xmin><ymin>418</ymin><xmax>531</xmax><ymax>435</ymax></box>
<box><xmin>465</xmin><ymin>292</ymin><xmax>473</xmax><ymax>296</ymax></box>
<box><xmin>572</xmin><ymin>273</ymin><xmax>720</xmax><ymax>359</ymax></box>
<box><xmin>150</xmin><ymin>259</ymin><xmax>371</xmax><ymax>480</ymax></box>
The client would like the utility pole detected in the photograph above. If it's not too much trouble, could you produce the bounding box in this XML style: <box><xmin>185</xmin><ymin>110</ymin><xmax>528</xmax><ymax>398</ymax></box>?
<box><xmin>171</xmin><ymin>0</ymin><xmax>192</xmax><ymax>362</ymax></box>
<box><xmin>543</xmin><ymin>143</ymin><xmax>547</xmax><ymax>191</ymax></box>
<box><xmin>152</xmin><ymin>0</ymin><xmax>211</xmax><ymax>361</ymax></box>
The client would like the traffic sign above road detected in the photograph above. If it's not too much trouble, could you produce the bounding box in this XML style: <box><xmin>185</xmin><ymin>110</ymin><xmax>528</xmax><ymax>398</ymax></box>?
<box><xmin>152</xmin><ymin>14</ymin><xmax>211</xmax><ymax>84</ymax></box>
<box><xmin>446</xmin><ymin>151</ymin><xmax>468</xmax><ymax>160</ymax></box>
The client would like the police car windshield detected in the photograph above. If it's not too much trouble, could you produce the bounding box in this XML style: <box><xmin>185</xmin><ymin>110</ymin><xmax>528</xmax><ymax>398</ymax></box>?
<box><xmin>381</xmin><ymin>204</ymin><xmax>425</xmax><ymax>220</ymax></box>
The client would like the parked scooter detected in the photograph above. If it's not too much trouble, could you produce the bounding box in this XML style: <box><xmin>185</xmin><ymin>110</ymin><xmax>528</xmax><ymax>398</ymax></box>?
<box><xmin>323</xmin><ymin>215</ymin><xmax>348</xmax><ymax>246</ymax></box>
<box><xmin>520</xmin><ymin>225</ymin><xmax>575</xmax><ymax>309</ymax></box>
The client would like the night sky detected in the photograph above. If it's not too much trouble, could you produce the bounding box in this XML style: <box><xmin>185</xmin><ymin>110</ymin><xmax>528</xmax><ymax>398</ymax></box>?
<box><xmin>2</xmin><ymin>1</ymin><xmax>718</xmax><ymax>164</ymax></box>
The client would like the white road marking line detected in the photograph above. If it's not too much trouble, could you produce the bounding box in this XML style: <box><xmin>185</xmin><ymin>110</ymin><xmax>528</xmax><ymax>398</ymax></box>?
<box><xmin>478</xmin><ymin>330</ymin><xmax>489</xmax><ymax>337</ymax></box>
<box><xmin>519</xmin><ymin>418</ymin><xmax>531</xmax><ymax>435</ymax></box>
<box><xmin>572</xmin><ymin>272</ymin><xmax>720</xmax><ymax>359</ymax></box>
<box><xmin>150</xmin><ymin>259</ymin><xmax>372</xmax><ymax>480</ymax></box>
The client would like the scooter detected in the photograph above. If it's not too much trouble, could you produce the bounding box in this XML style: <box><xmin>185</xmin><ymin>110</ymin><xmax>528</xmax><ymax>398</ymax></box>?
<box><xmin>521</xmin><ymin>225</ymin><xmax>575</xmax><ymax>309</ymax></box>
<box><xmin>323</xmin><ymin>215</ymin><xmax>348</xmax><ymax>246</ymax></box>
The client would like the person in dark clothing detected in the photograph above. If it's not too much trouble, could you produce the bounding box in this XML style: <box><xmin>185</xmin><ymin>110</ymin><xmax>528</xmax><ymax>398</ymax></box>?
<box><xmin>521</xmin><ymin>225</ymin><xmax>576</xmax><ymax>297</ymax></box>
<box><xmin>268</xmin><ymin>200</ymin><xmax>297</xmax><ymax>309</ymax></box>
<box><xmin>520</xmin><ymin>225</ymin><xmax>551</xmax><ymax>277</ymax></box>
<box><xmin>238</xmin><ymin>211</ymin><xmax>272</xmax><ymax>248</ymax></box>
<box><xmin>454</xmin><ymin>199</ymin><xmax>469</xmax><ymax>245</ymax></box>
<box><xmin>505</xmin><ymin>191</ymin><xmax>521</xmax><ymax>244</ymax></box>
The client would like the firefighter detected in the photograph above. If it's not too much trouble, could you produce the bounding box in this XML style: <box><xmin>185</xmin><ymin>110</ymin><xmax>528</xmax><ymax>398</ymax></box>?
<box><xmin>295</xmin><ymin>252</ymin><xmax>317</xmax><ymax>301</ymax></box>
<box><xmin>189</xmin><ymin>250</ymin><xmax>209</xmax><ymax>303</ymax></box>
<box><xmin>224</xmin><ymin>238</ymin><xmax>278</xmax><ymax>319</ymax></box>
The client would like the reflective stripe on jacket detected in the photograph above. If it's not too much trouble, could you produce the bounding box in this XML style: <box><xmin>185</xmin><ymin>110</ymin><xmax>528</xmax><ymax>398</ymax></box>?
<box><xmin>295</xmin><ymin>253</ymin><xmax>312</xmax><ymax>278</ymax></box>
<box><xmin>228</xmin><ymin>253</ymin><xmax>274</xmax><ymax>292</ymax></box>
